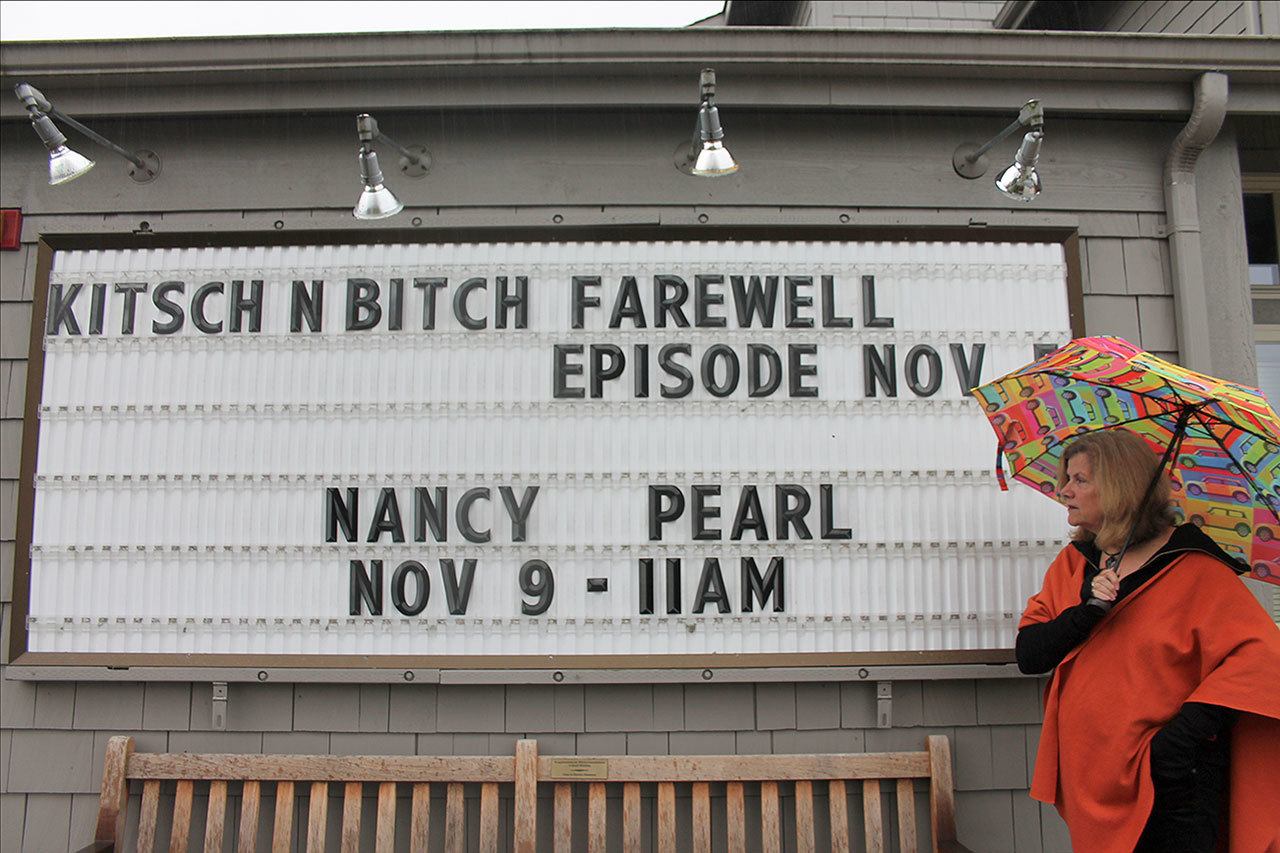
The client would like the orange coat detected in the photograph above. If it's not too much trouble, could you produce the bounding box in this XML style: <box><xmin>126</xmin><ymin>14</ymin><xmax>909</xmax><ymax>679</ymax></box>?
<box><xmin>1020</xmin><ymin>546</ymin><xmax>1280</xmax><ymax>853</ymax></box>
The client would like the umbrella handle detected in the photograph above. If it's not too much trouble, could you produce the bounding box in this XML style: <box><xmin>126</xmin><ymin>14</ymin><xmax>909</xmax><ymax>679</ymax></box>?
<box><xmin>994</xmin><ymin>444</ymin><xmax>1009</xmax><ymax>492</ymax></box>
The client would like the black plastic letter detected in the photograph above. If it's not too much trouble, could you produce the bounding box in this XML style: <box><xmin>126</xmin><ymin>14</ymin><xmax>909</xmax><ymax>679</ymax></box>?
<box><xmin>151</xmin><ymin>281</ymin><xmax>185</xmax><ymax>335</ymax></box>
<box><xmin>862</xmin><ymin>275</ymin><xmax>894</xmax><ymax>328</ymax></box>
<box><xmin>195</xmin><ymin>282</ymin><xmax>226</xmax><ymax>334</ymax></box>
<box><xmin>905</xmin><ymin>344</ymin><xmax>942</xmax><ymax>397</ymax></box>
<box><xmin>571</xmin><ymin>276</ymin><xmax>601</xmax><ymax>329</ymax></box>
<box><xmin>775</xmin><ymin>484</ymin><xmax>813</xmax><ymax>540</ymax></box>
<box><xmin>230</xmin><ymin>280</ymin><xmax>263</xmax><ymax>333</ymax></box>
<box><xmin>788</xmin><ymin>344</ymin><xmax>818</xmax><ymax>398</ymax></box>
<box><xmin>326</xmin><ymin>487</ymin><xmax>359</xmax><ymax>543</ymax></box>
<box><xmin>864</xmin><ymin>345</ymin><xmax>897</xmax><ymax>397</ymax></box>
<box><xmin>391</xmin><ymin>560</ymin><xmax>430</xmax><ymax>615</ymax></box>
<box><xmin>741</xmin><ymin>556</ymin><xmax>785</xmax><ymax>612</ymax></box>
<box><xmin>658</xmin><ymin>343</ymin><xmax>693</xmax><ymax>398</ymax></box>
<box><xmin>46</xmin><ymin>283</ymin><xmax>83</xmax><ymax>336</ymax></box>
<box><xmin>691</xmin><ymin>485</ymin><xmax>722</xmax><ymax>541</ymax></box>
<box><xmin>553</xmin><ymin>345</ymin><xmax>586</xmax><ymax>399</ymax></box>
<box><xmin>114</xmin><ymin>282</ymin><xmax>147</xmax><ymax>335</ymax></box>
<box><xmin>590</xmin><ymin>345</ymin><xmax>625</xmax><ymax>398</ymax></box>
<box><xmin>367</xmin><ymin>488</ymin><xmax>405</xmax><ymax>543</ymax></box>
<box><xmin>453</xmin><ymin>277</ymin><xmax>487</xmax><ymax>330</ymax></box>
<box><xmin>649</xmin><ymin>485</ymin><xmax>685</xmax><ymax>541</ymax></box>
<box><xmin>785</xmin><ymin>276</ymin><xmax>814</xmax><ymax>328</ymax></box>
<box><xmin>457</xmin><ymin>488</ymin><xmax>492</xmax><ymax>543</ymax></box>
<box><xmin>693</xmin><ymin>558</ymin><xmax>731</xmax><ymax>614</ymax></box>
<box><xmin>702</xmin><ymin>344</ymin><xmax>740</xmax><ymax>398</ymax></box>
<box><xmin>349</xmin><ymin>559</ymin><xmax>383</xmax><ymax>615</ymax></box>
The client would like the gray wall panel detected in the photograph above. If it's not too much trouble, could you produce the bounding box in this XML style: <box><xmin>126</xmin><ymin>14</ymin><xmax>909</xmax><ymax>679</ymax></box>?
<box><xmin>0</xmin><ymin>115</ymin><xmax>1178</xmax><ymax>216</ymax></box>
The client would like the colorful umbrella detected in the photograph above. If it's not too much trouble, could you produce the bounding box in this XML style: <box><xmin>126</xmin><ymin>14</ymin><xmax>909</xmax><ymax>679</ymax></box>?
<box><xmin>970</xmin><ymin>336</ymin><xmax>1280</xmax><ymax>584</ymax></box>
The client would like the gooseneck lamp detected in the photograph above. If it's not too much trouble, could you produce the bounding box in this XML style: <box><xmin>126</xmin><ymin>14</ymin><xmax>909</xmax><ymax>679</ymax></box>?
<box><xmin>677</xmin><ymin>68</ymin><xmax>739</xmax><ymax>177</ymax></box>
<box><xmin>14</xmin><ymin>83</ymin><xmax>160</xmax><ymax>185</ymax></box>
<box><xmin>952</xmin><ymin>99</ymin><xmax>1044</xmax><ymax>202</ymax></box>
<box><xmin>353</xmin><ymin>114</ymin><xmax>431</xmax><ymax>221</ymax></box>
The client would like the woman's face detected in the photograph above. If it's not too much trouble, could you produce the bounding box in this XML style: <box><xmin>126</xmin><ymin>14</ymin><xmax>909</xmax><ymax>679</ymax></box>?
<box><xmin>1060</xmin><ymin>453</ymin><xmax>1103</xmax><ymax>532</ymax></box>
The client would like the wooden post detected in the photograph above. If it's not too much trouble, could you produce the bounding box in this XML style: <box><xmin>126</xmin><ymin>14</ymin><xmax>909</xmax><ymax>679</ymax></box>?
<box><xmin>94</xmin><ymin>736</ymin><xmax>134</xmax><ymax>845</ymax></box>
<box><xmin>927</xmin><ymin>736</ymin><xmax>958</xmax><ymax>853</ymax></box>
<box><xmin>514</xmin><ymin>739</ymin><xmax>539</xmax><ymax>853</ymax></box>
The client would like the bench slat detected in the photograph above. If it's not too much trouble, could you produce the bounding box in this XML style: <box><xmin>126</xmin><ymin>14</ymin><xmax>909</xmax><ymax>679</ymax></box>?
<box><xmin>727</xmin><ymin>782</ymin><xmax>745</xmax><ymax>852</ymax></box>
<box><xmin>307</xmin><ymin>781</ymin><xmax>328</xmax><ymax>853</ymax></box>
<box><xmin>169</xmin><ymin>779</ymin><xmax>192</xmax><ymax>853</ymax></box>
<box><xmin>514</xmin><ymin>740</ymin><xmax>538</xmax><ymax>853</ymax></box>
<box><xmin>272</xmin><ymin>782</ymin><xmax>295</xmax><ymax>850</ymax></box>
<box><xmin>204</xmin><ymin>780</ymin><xmax>227</xmax><ymax>851</ymax></box>
<box><xmin>554</xmin><ymin>783</ymin><xmax>573</xmax><ymax>853</ymax></box>
<box><xmin>237</xmin><ymin>780</ymin><xmax>260</xmax><ymax>853</ymax></box>
<box><xmin>796</xmin><ymin>780</ymin><xmax>815</xmax><ymax>853</ymax></box>
<box><xmin>480</xmin><ymin>782</ymin><xmax>499</xmax><ymax>853</ymax></box>
<box><xmin>375</xmin><ymin>781</ymin><xmax>396</xmax><ymax>853</ymax></box>
<box><xmin>692</xmin><ymin>782</ymin><xmax>711</xmax><ymax>853</ymax></box>
<box><xmin>863</xmin><ymin>780</ymin><xmax>884</xmax><ymax>853</ymax></box>
<box><xmin>897</xmin><ymin>778</ymin><xmax>918</xmax><ymax>853</ymax></box>
<box><xmin>136</xmin><ymin>779</ymin><xmax>160</xmax><ymax>853</ymax></box>
<box><xmin>129</xmin><ymin>753</ymin><xmax>515</xmax><ymax>782</ymax></box>
<box><xmin>588</xmin><ymin>782</ymin><xmax>606</xmax><ymax>853</ymax></box>
<box><xmin>760</xmin><ymin>781</ymin><xmax>781</xmax><ymax>853</ymax></box>
<box><xmin>829</xmin><ymin>780</ymin><xmax>849</xmax><ymax>853</ymax></box>
<box><xmin>535</xmin><ymin>753</ymin><xmax>926</xmax><ymax>783</ymax></box>
<box><xmin>623</xmin><ymin>782</ymin><xmax>641</xmax><ymax>853</ymax></box>
<box><xmin>409</xmin><ymin>783</ymin><xmax>430</xmax><ymax>853</ymax></box>
<box><xmin>657</xmin><ymin>783</ymin><xmax>675</xmax><ymax>853</ymax></box>
<box><xmin>341</xmin><ymin>781</ymin><xmax>361</xmax><ymax>852</ymax></box>
<box><xmin>445</xmin><ymin>781</ymin><xmax>465</xmax><ymax>853</ymax></box>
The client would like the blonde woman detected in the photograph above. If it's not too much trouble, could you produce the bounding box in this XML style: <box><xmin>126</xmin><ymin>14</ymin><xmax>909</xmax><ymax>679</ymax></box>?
<box><xmin>1015</xmin><ymin>429</ymin><xmax>1280</xmax><ymax>853</ymax></box>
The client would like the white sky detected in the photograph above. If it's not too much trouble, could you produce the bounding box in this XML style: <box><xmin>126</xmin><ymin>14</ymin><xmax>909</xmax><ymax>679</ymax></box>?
<box><xmin>0</xmin><ymin>1</ymin><xmax>726</xmax><ymax>41</ymax></box>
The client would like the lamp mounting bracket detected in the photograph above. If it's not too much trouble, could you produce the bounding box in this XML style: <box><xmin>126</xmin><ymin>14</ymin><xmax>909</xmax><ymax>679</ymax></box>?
<box><xmin>127</xmin><ymin>149</ymin><xmax>161</xmax><ymax>183</ymax></box>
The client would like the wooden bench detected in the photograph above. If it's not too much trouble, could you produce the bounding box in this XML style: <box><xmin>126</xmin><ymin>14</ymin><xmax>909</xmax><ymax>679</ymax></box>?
<box><xmin>86</xmin><ymin>734</ymin><xmax>972</xmax><ymax>852</ymax></box>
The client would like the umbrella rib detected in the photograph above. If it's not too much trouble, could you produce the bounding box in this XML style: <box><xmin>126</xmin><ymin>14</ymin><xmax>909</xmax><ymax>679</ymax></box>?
<box><xmin>1006</xmin><ymin>410</ymin><xmax>1182</xmax><ymax>477</ymax></box>
<box><xmin>1191</xmin><ymin>412</ymin><xmax>1280</xmax><ymax>523</ymax></box>
<box><xmin>1188</xmin><ymin>407</ymin><xmax>1280</xmax><ymax>447</ymax></box>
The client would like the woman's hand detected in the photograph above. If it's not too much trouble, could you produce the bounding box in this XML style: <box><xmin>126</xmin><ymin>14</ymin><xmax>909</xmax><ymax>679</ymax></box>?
<box><xmin>1090</xmin><ymin>568</ymin><xmax>1120</xmax><ymax>603</ymax></box>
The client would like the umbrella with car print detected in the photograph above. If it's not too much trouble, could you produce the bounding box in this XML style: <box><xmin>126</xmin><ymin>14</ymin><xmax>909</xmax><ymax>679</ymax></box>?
<box><xmin>970</xmin><ymin>336</ymin><xmax>1280</xmax><ymax>583</ymax></box>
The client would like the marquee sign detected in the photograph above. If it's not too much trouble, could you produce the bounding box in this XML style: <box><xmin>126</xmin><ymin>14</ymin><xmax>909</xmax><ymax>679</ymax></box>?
<box><xmin>20</xmin><ymin>240</ymin><xmax>1073</xmax><ymax>663</ymax></box>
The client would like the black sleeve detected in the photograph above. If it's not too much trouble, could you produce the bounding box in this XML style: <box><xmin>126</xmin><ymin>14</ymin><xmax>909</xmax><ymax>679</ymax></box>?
<box><xmin>1149</xmin><ymin>702</ymin><xmax>1238</xmax><ymax>780</ymax></box>
<box><xmin>1014</xmin><ymin>602</ymin><xmax>1108</xmax><ymax>674</ymax></box>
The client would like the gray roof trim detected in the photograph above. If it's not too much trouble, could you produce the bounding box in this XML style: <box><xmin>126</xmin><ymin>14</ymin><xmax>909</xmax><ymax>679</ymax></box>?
<box><xmin>2</xmin><ymin>28</ymin><xmax>1277</xmax><ymax>119</ymax></box>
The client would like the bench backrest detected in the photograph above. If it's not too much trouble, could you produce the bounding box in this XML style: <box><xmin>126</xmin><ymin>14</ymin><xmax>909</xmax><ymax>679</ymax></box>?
<box><xmin>93</xmin><ymin>734</ymin><xmax>960</xmax><ymax>851</ymax></box>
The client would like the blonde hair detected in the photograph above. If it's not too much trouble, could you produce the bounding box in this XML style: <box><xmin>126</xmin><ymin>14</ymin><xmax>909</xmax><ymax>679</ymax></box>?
<box><xmin>1058</xmin><ymin>429</ymin><xmax>1177</xmax><ymax>553</ymax></box>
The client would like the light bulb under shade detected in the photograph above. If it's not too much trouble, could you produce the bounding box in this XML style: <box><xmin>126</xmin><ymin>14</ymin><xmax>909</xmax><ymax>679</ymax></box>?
<box><xmin>994</xmin><ymin>163</ymin><xmax>1041</xmax><ymax>202</ymax></box>
<box><xmin>353</xmin><ymin>184</ymin><xmax>404</xmax><ymax>220</ymax></box>
<box><xmin>48</xmin><ymin>145</ymin><xmax>95</xmax><ymax>185</ymax></box>
<box><xmin>692</xmin><ymin>141</ymin><xmax>738</xmax><ymax>176</ymax></box>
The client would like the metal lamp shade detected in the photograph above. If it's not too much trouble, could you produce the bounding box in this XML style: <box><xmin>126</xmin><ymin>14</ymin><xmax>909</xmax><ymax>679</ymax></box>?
<box><xmin>994</xmin><ymin>130</ymin><xmax>1042</xmax><ymax>202</ymax></box>
<box><xmin>353</xmin><ymin>148</ymin><xmax>404</xmax><ymax>219</ymax></box>
<box><xmin>692</xmin><ymin>141</ymin><xmax>738</xmax><ymax>176</ymax></box>
<box><xmin>995</xmin><ymin>163</ymin><xmax>1041</xmax><ymax>202</ymax></box>
<box><xmin>48</xmin><ymin>145</ymin><xmax>95</xmax><ymax>185</ymax></box>
<box><xmin>353</xmin><ymin>184</ymin><xmax>403</xmax><ymax>220</ymax></box>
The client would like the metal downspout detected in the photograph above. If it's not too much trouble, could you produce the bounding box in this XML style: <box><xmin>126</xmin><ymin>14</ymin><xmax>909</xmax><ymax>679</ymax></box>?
<box><xmin>1164</xmin><ymin>72</ymin><xmax>1229</xmax><ymax>372</ymax></box>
